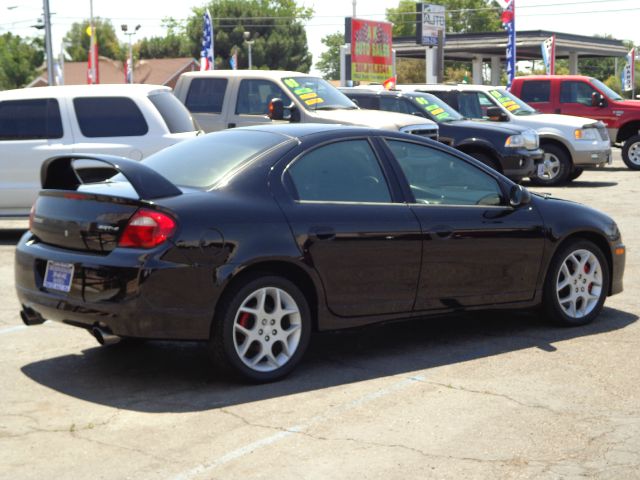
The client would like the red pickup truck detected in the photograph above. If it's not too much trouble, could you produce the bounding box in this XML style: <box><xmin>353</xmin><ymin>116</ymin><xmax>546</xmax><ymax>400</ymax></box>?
<box><xmin>511</xmin><ymin>75</ymin><xmax>640</xmax><ymax>169</ymax></box>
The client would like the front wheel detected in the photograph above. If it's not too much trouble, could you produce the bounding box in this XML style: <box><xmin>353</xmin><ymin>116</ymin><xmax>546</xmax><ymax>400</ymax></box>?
<box><xmin>621</xmin><ymin>134</ymin><xmax>640</xmax><ymax>170</ymax></box>
<box><xmin>529</xmin><ymin>144</ymin><xmax>572</xmax><ymax>186</ymax></box>
<box><xmin>542</xmin><ymin>240</ymin><xmax>609</xmax><ymax>326</ymax></box>
<box><xmin>209</xmin><ymin>275</ymin><xmax>311</xmax><ymax>382</ymax></box>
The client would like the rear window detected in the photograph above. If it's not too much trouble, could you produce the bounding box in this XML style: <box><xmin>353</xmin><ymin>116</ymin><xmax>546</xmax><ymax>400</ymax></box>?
<box><xmin>148</xmin><ymin>91</ymin><xmax>196</xmax><ymax>133</ymax></box>
<box><xmin>520</xmin><ymin>80</ymin><xmax>550</xmax><ymax>103</ymax></box>
<box><xmin>0</xmin><ymin>98</ymin><xmax>63</xmax><ymax>140</ymax></box>
<box><xmin>74</xmin><ymin>97</ymin><xmax>148</xmax><ymax>137</ymax></box>
<box><xmin>142</xmin><ymin>129</ymin><xmax>290</xmax><ymax>188</ymax></box>
<box><xmin>184</xmin><ymin>78</ymin><xmax>227</xmax><ymax>113</ymax></box>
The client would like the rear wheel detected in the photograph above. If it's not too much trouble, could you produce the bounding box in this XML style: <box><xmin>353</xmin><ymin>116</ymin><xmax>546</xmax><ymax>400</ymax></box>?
<box><xmin>621</xmin><ymin>134</ymin><xmax>640</xmax><ymax>170</ymax></box>
<box><xmin>209</xmin><ymin>275</ymin><xmax>311</xmax><ymax>382</ymax></box>
<box><xmin>542</xmin><ymin>240</ymin><xmax>609</xmax><ymax>326</ymax></box>
<box><xmin>530</xmin><ymin>144</ymin><xmax>572</xmax><ymax>186</ymax></box>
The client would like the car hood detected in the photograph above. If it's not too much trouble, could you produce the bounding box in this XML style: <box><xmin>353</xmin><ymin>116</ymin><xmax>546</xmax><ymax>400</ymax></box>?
<box><xmin>313</xmin><ymin>108</ymin><xmax>438</xmax><ymax>130</ymax></box>
<box><xmin>514</xmin><ymin>113</ymin><xmax>601</xmax><ymax>128</ymax></box>
<box><xmin>447</xmin><ymin>119</ymin><xmax>525</xmax><ymax>135</ymax></box>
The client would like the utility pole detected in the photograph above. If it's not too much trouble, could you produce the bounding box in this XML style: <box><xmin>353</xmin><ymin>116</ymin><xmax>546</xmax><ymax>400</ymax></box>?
<box><xmin>121</xmin><ymin>24</ymin><xmax>141</xmax><ymax>83</ymax></box>
<box><xmin>89</xmin><ymin>0</ymin><xmax>96</xmax><ymax>84</ymax></box>
<box><xmin>43</xmin><ymin>0</ymin><xmax>54</xmax><ymax>85</ymax></box>
<box><xmin>243</xmin><ymin>31</ymin><xmax>254</xmax><ymax>69</ymax></box>
<box><xmin>352</xmin><ymin>0</ymin><xmax>356</xmax><ymax>18</ymax></box>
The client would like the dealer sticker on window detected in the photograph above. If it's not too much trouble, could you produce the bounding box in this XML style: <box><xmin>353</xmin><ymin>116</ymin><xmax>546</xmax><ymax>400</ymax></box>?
<box><xmin>43</xmin><ymin>261</ymin><xmax>74</xmax><ymax>293</ymax></box>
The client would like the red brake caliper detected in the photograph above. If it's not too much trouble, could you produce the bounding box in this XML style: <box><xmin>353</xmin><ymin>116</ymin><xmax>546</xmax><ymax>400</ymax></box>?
<box><xmin>584</xmin><ymin>262</ymin><xmax>592</xmax><ymax>293</ymax></box>
<box><xmin>238</xmin><ymin>312</ymin><xmax>251</xmax><ymax>328</ymax></box>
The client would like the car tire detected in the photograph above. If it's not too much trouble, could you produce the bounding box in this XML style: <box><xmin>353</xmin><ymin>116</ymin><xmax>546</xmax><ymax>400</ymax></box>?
<box><xmin>621</xmin><ymin>134</ymin><xmax>640</xmax><ymax>170</ymax></box>
<box><xmin>568</xmin><ymin>167</ymin><xmax>584</xmax><ymax>181</ymax></box>
<box><xmin>542</xmin><ymin>240</ymin><xmax>609</xmax><ymax>327</ymax></box>
<box><xmin>469</xmin><ymin>152</ymin><xmax>501</xmax><ymax>173</ymax></box>
<box><xmin>529</xmin><ymin>144</ymin><xmax>572</xmax><ymax>186</ymax></box>
<box><xmin>209</xmin><ymin>274</ymin><xmax>311</xmax><ymax>382</ymax></box>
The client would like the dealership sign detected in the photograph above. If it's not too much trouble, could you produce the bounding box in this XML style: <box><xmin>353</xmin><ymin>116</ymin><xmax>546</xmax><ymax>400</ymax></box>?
<box><xmin>350</xmin><ymin>18</ymin><xmax>393</xmax><ymax>83</ymax></box>
<box><xmin>421</xmin><ymin>4</ymin><xmax>446</xmax><ymax>46</ymax></box>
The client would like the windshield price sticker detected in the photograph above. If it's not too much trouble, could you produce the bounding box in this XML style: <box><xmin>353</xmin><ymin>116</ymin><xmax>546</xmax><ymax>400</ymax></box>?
<box><xmin>284</xmin><ymin>78</ymin><xmax>325</xmax><ymax>106</ymax></box>
<box><xmin>415</xmin><ymin>97</ymin><xmax>452</xmax><ymax>120</ymax></box>
<box><xmin>489</xmin><ymin>90</ymin><xmax>521</xmax><ymax>112</ymax></box>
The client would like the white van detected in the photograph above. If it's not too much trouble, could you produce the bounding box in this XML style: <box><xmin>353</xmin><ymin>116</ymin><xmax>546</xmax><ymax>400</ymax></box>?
<box><xmin>0</xmin><ymin>84</ymin><xmax>199</xmax><ymax>217</ymax></box>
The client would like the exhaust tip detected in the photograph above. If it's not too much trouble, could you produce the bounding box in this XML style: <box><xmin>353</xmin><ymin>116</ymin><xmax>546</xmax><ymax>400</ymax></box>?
<box><xmin>20</xmin><ymin>307</ymin><xmax>46</xmax><ymax>326</ymax></box>
<box><xmin>91</xmin><ymin>327</ymin><xmax>121</xmax><ymax>346</ymax></box>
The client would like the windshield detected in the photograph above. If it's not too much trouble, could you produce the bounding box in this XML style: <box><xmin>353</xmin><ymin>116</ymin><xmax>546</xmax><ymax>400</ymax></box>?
<box><xmin>408</xmin><ymin>92</ymin><xmax>463</xmax><ymax>121</ymax></box>
<box><xmin>590</xmin><ymin>77</ymin><xmax>623</xmax><ymax>101</ymax></box>
<box><xmin>141</xmin><ymin>130</ymin><xmax>290</xmax><ymax>189</ymax></box>
<box><xmin>488</xmin><ymin>89</ymin><xmax>537</xmax><ymax>116</ymax></box>
<box><xmin>282</xmin><ymin>76</ymin><xmax>358</xmax><ymax>111</ymax></box>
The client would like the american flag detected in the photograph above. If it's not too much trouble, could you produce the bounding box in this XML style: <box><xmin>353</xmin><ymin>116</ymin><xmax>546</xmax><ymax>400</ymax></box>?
<box><xmin>502</xmin><ymin>0</ymin><xmax>516</xmax><ymax>89</ymax></box>
<box><xmin>200</xmin><ymin>10</ymin><xmax>214</xmax><ymax>71</ymax></box>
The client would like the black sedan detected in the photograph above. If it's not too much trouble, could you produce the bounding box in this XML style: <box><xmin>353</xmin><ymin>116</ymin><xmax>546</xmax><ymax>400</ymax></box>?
<box><xmin>15</xmin><ymin>124</ymin><xmax>625</xmax><ymax>382</ymax></box>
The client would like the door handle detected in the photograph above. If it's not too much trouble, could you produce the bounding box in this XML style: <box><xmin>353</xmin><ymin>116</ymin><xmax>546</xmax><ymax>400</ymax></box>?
<box><xmin>308</xmin><ymin>227</ymin><xmax>336</xmax><ymax>241</ymax></box>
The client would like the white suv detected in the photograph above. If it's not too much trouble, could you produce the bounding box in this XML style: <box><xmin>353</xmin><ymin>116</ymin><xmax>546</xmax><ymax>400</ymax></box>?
<box><xmin>0</xmin><ymin>84</ymin><xmax>200</xmax><ymax>217</ymax></box>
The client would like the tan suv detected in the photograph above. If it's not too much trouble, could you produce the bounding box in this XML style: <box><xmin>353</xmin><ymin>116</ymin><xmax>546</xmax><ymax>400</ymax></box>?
<box><xmin>173</xmin><ymin>70</ymin><xmax>438</xmax><ymax>139</ymax></box>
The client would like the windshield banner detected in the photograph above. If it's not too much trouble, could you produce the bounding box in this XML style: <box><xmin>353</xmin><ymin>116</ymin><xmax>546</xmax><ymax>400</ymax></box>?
<box><xmin>350</xmin><ymin>18</ymin><xmax>393</xmax><ymax>83</ymax></box>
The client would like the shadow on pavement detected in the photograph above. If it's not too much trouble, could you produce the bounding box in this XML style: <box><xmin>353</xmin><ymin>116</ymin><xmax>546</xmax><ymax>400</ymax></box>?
<box><xmin>0</xmin><ymin>229</ymin><xmax>27</xmax><ymax>246</ymax></box>
<box><xmin>21</xmin><ymin>306</ymin><xmax>637</xmax><ymax>413</ymax></box>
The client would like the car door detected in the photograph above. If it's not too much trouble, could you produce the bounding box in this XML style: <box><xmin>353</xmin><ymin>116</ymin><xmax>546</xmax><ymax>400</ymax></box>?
<box><xmin>0</xmin><ymin>97</ymin><xmax>74</xmax><ymax>215</ymax></box>
<box><xmin>382</xmin><ymin>138</ymin><xmax>545</xmax><ymax>310</ymax></box>
<box><xmin>557</xmin><ymin>80</ymin><xmax>614</xmax><ymax>125</ymax></box>
<box><xmin>278</xmin><ymin>138</ymin><xmax>422</xmax><ymax>317</ymax></box>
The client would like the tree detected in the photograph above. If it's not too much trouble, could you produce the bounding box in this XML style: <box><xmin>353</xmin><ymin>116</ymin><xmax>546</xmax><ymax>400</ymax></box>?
<box><xmin>63</xmin><ymin>18</ymin><xmax>122</xmax><ymax>61</ymax></box>
<box><xmin>387</xmin><ymin>0</ymin><xmax>503</xmax><ymax>38</ymax></box>
<box><xmin>137</xmin><ymin>17</ymin><xmax>193</xmax><ymax>59</ymax></box>
<box><xmin>0</xmin><ymin>33</ymin><xmax>44</xmax><ymax>90</ymax></box>
<box><xmin>316</xmin><ymin>32</ymin><xmax>343</xmax><ymax>80</ymax></box>
<box><xmin>183</xmin><ymin>0</ymin><xmax>313</xmax><ymax>71</ymax></box>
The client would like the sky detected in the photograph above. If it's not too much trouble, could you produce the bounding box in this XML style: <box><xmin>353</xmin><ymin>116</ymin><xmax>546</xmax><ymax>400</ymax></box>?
<box><xmin>1</xmin><ymin>0</ymin><xmax>639</xmax><ymax>74</ymax></box>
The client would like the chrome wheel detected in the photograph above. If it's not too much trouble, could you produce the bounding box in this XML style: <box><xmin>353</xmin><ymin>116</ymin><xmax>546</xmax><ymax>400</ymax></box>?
<box><xmin>539</xmin><ymin>152</ymin><xmax>561</xmax><ymax>181</ymax></box>
<box><xmin>232</xmin><ymin>287</ymin><xmax>302</xmax><ymax>373</ymax></box>
<box><xmin>555</xmin><ymin>248</ymin><xmax>604</xmax><ymax>319</ymax></box>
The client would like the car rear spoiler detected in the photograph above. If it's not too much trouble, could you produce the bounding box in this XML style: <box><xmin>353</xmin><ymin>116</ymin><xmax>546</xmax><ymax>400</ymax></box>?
<box><xmin>41</xmin><ymin>154</ymin><xmax>182</xmax><ymax>200</ymax></box>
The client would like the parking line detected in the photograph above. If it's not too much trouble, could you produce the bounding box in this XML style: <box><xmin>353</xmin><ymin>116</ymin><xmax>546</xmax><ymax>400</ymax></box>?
<box><xmin>173</xmin><ymin>374</ymin><xmax>425</xmax><ymax>480</ymax></box>
<box><xmin>0</xmin><ymin>325</ymin><xmax>27</xmax><ymax>335</ymax></box>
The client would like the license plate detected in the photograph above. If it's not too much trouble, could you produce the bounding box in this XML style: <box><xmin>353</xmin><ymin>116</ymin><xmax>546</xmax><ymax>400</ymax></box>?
<box><xmin>537</xmin><ymin>163</ymin><xmax>545</xmax><ymax>176</ymax></box>
<box><xmin>43</xmin><ymin>261</ymin><xmax>74</xmax><ymax>293</ymax></box>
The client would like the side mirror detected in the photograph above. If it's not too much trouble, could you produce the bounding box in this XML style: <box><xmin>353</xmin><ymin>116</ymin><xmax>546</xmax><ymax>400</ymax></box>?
<box><xmin>486</xmin><ymin>106</ymin><xmax>508</xmax><ymax>121</ymax></box>
<box><xmin>591</xmin><ymin>92</ymin><xmax>606</xmax><ymax>107</ymax></box>
<box><xmin>509</xmin><ymin>184</ymin><xmax>531</xmax><ymax>207</ymax></box>
<box><xmin>268</xmin><ymin>98</ymin><xmax>284</xmax><ymax>120</ymax></box>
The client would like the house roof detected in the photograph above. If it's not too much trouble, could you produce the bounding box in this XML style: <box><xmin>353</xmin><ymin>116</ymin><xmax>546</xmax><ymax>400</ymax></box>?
<box><xmin>28</xmin><ymin>57</ymin><xmax>199</xmax><ymax>88</ymax></box>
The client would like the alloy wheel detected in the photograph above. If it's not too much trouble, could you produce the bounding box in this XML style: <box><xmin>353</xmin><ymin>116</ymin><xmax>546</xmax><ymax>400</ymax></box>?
<box><xmin>232</xmin><ymin>287</ymin><xmax>302</xmax><ymax>373</ymax></box>
<box><xmin>555</xmin><ymin>248</ymin><xmax>603</xmax><ymax>319</ymax></box>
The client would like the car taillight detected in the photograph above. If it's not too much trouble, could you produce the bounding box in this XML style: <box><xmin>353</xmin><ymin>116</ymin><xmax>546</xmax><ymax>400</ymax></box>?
<box><xmin>28</xmin><ymin>205</ymin><xmax>35</xmax><ymax>231</ymax></box>
<box><xmin>118</xmin><ymin>209</ymin><xmax>176</xmax><ymax>249</ymax></box>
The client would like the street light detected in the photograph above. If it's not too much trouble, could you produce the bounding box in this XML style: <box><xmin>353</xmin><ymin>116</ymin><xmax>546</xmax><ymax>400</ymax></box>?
<box><xmin>243</xmin><ymin>31</ymin><xmax>254</xmax><ymax>70</ymax></box>
<box><xmin>121</xmin><ymin>24</ymin><xmax>141</xmax><ymax>83</ymax></box>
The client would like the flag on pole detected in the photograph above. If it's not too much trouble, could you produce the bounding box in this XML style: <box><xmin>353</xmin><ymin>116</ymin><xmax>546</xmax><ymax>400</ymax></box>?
<box><xmin>382</xmin><ymin>77</ymin><xmax>396</xmax><ymax>90</ymax></box>
<box><xmin>502</xmin><ymin>0</ymin><xmax>516</xmax><ymax>89</ymax></box>
<box><xmin>541</xmin><ymin>35</ymin><xmax>556</xmax><ymax>75</ymax></box>
<box><xmin>87</xmin><ymin>40</ymin><xmax>99</xmax><ymax>84</ymax></box>
<box><xmin>622</xmin><ymin>47</ymin><xmax>635</xmax><ymax>92</ymax></box>
<box><xmin>200</xmin><ymin>10</ymin><xmax>214</xmax><ymax>71</ymax></box>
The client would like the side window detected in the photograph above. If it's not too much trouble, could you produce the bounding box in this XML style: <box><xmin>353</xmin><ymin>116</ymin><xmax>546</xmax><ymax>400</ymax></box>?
<box><xmin>379</xmin><ymin>97</ymin><xmax>411</xmax><ymax>114</ymax></box>
<box><xmin>520</xmin><ymin>80</ymin><xmax>550</xmax><ymax>102</ymax></box>
<box><xmin>560</xmin><ymin>81</ymin><xmax>597</xmax><ymax>105</ymax></box>
<box><xmin>236</xmin><ymin>79</ymin><xmax>288</xmax><ymax>115</ymax></box>
<box><xmin>148</xmin><ymin>92</ymin><xmax>196</xmax><ymax>133</ymax></box>
<box><xmin>184</xmin><ymin>78</ymin><xmax>227</xmax><ymax>113</ymax></box>
<box><xmin>349</xmin><ymin>95</ymin><xmax>376</xmax><ymax>109</ymax></box>
<box><xmin>457</xmin><ymin>92</ymin><xmax>485</xmax><ymax>118</ymax></box>
<box><xmin>74</xmin><ymin>97</ymin><xmax>148</xmax><ymax>137</ymax></box>
<box><xmin>0</xmin><ymin>99</ymin><xmax>63</xmax><ymax>140</ymax></box>
<box><xmin>387</xmin><ymin>140</ymin><xmax>503</xmax><ymax>206</ymax></box>
<box><xmin>287</xmin><ymin>139</ymin><xmax>392</xmax><ymax>203</ymax></box>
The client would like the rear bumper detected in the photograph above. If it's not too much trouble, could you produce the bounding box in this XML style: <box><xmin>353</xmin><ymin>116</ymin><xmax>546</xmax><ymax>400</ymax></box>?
<box><xmin>14</xmin><ymin>233</ymin><xmax>216</xmax><ymax>340</ymax></box>
<box><xmin>501</xmin><ymin>148</ymin><xmax>544</xmax><ymax>179</ymax></box>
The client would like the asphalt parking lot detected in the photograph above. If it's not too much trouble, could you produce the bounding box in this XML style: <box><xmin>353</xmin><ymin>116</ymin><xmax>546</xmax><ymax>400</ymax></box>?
<box><xmin>1</xmin><ymin>149</ymin><xmax>639</xmax><ymax>480</ymax></box>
